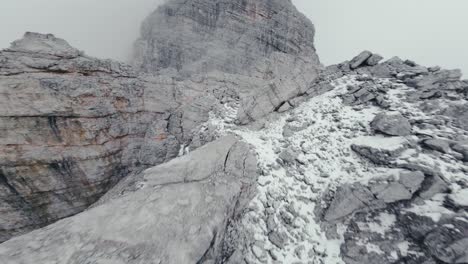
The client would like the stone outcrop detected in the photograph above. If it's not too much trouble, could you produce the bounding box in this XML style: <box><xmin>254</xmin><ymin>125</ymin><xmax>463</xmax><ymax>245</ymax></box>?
<box><xmin>0</xmin><ymin>32</ymin><xmax>181</xmax><ymax>242</ymax></box>
<box><xmin>371</xmin><ymin>112</ymin><xmax>412</xmax><ymax>136</ymax></box>
<box><xmin>134</xmin><ymin>0</ymin><xmax>323</xmax><ymax>124</ymax></box>
<box><xmin>134</xmin><ymin>0</ymin><xmax>320</xmax><ymax>78</ymax></box>
<box><xmin>1</xmin><ymin>1</ymin><xmax>468</xmax><ymax>264</ymax></box>
<box><xmin>0</xmin><ymin>136</ymin><xmax>258</xmax><ymax>264</ymax></box>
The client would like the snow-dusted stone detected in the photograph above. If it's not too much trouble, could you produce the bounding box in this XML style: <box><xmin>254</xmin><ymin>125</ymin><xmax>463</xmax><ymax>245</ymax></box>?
<box><xmin>8</xmin><ymin>32</ymin><xmax>81</xmax><ymax>58</ymax></box>
<box><xmin>449</xmin><ymin>189</ymin><xmax>468</xmax><ymax>207</ymax></box>
<box><xmin>370</xmin><ymin>171</ymin><xmax>425</xmax><ymax>203</ymax></box>
<box><xmin>0</xmin><ymin>32</ymin><xmax>180</xmax><ymax>241</ymax></box>
<box><xmin>351</xmin><ymin>136</ymin><xmax>409</xmax><ymax>165</ymax></box>
<box><xmin>405</xmin><ymin>69</ymin><xmax>462</xmax><ymax>89</ymax></box>
<box><xmin>451</xmin><ymin>143</ymin><xmax>468</xmax><ymax>162</ymax></box>
<box><xmin>0</xmin><ymin>136</ymin><xmax>258</xmax><ymax>264</ymax></box>
<box><xmin>371</xmin><ymin>112</ymin><xmax>412</xmax><ymax>136</ymax></box>
<box><xmin>324</xmin><ymin>183</ymin><xmax>377</xmax><ymax>221</ymax></box>
<box><xmin>424</xmin><ymin>219</ymin><xmax>468</xmax><ymax>263</ymax></box>
<box><xmin>419</xmin><ymin>175</ymin><xmax>450</xmax><ymax>199</ymax></box>
<box><xmin>279</xmin><ymin>148</ymin><xmax>299</xmax><ymax>165</ymax></box>
<box><xmin>349</xmin><ymin>51</ymin><xmax>373</xmax><ymax>70</ymax></box>
<box><xmin>268</xmin><ymin>231</ymin><xmax>289</xmax><ymax>249</ymax></box>
<box><xmin>366</xmin><ymin>53</ymin><xmax>384</xmax><ymax>66</ymax></box>
<box><xmin>422</xmin><ymin>139</ymin><xmax>452</xmax><ymax>153</ymax></box>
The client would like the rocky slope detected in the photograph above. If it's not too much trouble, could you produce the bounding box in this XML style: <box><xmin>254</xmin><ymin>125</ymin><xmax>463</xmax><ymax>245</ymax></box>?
<box><xmin>1</xmin><ymin>0</ymin><xmax>467</xmax><ymax>263</ymax></box>
<box><xmin>0</xmin><ymin>0</ymin><xmax>323</xmax><ymax>243</ymax></box>
<box><xmin>204</xmin><ymin>52</ymin><xmax>468</xmax><ymax>263</ymax></box>
<box><xmin>0</xmin><ymin>32</ymin><xmax>178</xmax><ymax>242</ymax></box>
<box><xmin>0</xmin><ymin>135</ymin><xmax>258</xmax><ymax>264</ymax></box>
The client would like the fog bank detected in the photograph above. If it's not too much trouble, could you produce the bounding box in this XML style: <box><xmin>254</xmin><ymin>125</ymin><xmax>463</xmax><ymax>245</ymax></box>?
<box><xmin>0</xmin><ymin>0</ymin><xmax>467</xmax><ymax>75</ymax></box>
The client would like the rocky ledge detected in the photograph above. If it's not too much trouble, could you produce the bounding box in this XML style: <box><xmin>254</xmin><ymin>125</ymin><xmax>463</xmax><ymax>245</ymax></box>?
<box><xmin>0</xmin><ymin>0</ymin><xmax>467</xmax><ymax>264</ymax></box>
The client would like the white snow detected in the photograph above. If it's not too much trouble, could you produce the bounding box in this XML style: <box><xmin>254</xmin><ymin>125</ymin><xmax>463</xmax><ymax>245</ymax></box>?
<box><xmin>449</xmin><ymin>188</ymin><xmax>468</xmax><ymax>206</ymax></box>
<box><xmin>358</xmin><ymin>212</ymin><xmax>397</xmax><ymax>236</ymax></box>
<box><xmin>201</xmin><ymin>74</ymin><xmax>468</xmax><ymax>264</ymax></box>
<box><xmin>405</xmin><ymin>194</ymin><xmax>455</xmax><ymax>222</ymax></box>
<box><xmin>353</xmin><ymin>135</ymin><xmax>408</xmax><ymax>151</ymax></box>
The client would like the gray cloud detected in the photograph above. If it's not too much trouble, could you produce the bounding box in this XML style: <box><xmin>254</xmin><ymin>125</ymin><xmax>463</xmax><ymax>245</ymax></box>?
<box><xmin>0</xmin><ymin>0</ymin><xmax>467</xmax><ymax>75</ymax></box>
<box><xmin>0</xmin><ymin>0</ymin><xmax>163</xmax><ymax>61</ymax></box>
<box><xmin>293</xmin><ymin>0</ymin><xmax>468</xmax><ymax>76</ymax></box>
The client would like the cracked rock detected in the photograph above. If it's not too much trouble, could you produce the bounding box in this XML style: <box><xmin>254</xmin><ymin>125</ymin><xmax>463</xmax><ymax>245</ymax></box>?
<box><xmin>371</xmin><ymin>112</ymin><xmax>412</xmax><ymax>136</ymax></box>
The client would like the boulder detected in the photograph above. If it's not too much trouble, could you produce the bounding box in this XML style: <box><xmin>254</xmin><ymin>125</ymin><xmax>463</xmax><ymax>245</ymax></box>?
<box><xmin>422</xmin><ymin>139</ymin><xmax>451</xmax><ymax>153</ymax></box>
<box><xmin>370</xmin><ymin>171</ymin><xmax>425</xmax><ymax>203</ymax></box>
<box><xmin>350</xmin><ymin>51</ymin><xmax>373</xmax><ymax>69</ymax></box>
<box><xmin>405</xmin><ymin>69</ymin><xmax>462</xmax><ymax>89</ymax></box>
<box><xmin>366</xmin><ymin>53</ymin><xmax>384</xmax><ymax>66</ymax></box>
<box><xmin>451</xmin><ymin>143</ymin><xmax>468</xmax><ymax>162</ymax></box>
<box><xmin>371</xmin><ymin>112</ymin><xmax>412</xmax><ymax>136</ymax></box>
<box><xmin>351</xmin><ymin>136</ymin><xmax>409</xmax><ymax>165</ymax></box>
<box><xmin>424</xmin><ymin>219</ymin><xmax>468</xmax><ymax>263</ymax></box>
<box><xmin>0</xmin><ymin>136</ymin><xmax>258</xmax><ymax>264</ymax></box>
<box><xmin>324</xmin><ymin>183</ymin><xmax>377</xmax><ymax>221</ymax></box>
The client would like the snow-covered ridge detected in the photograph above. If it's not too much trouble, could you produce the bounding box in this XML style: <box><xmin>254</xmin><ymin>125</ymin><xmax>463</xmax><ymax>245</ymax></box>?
<box><xmin>206</xmin><ymin>73</ymin><xmax>468</xmax><ymax>264</ymax></box>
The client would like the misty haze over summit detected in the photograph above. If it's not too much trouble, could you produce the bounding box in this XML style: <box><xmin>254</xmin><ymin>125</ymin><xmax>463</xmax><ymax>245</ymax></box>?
<box><xmin>1</xmin><ymin>0</ymin><xmax>467</xmax><ymax>75</ymax></box>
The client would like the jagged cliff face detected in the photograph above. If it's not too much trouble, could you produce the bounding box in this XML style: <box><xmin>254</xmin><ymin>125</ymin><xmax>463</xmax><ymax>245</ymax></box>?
<box><xmin>134</xmin><ymin>0</ymin><xmax>323</xmax><ymax>125</ymax></box>
<box><xmin>0</xmin><ymin>33</ymin><xmax>182</xmax><ymax>242</ymax></box>
<box><xmin>134</xmin><ymin>0</ymin><xmax>320</xmax><ymax>77</ymax></box>
<box><xmin>1</xmin><ymin>1</ymin><xmax>467</xmax><ymax>264</ymax></box>
<box><xmin>0</xmin><ymin>0</ymin><xmax>321</xmax><ymax>241</ymax></box>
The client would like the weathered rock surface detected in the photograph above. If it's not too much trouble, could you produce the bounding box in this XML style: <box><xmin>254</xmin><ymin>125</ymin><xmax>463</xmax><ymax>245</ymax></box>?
<box><xmin>0</xmin><ymin>33</ymin><xmax>182</xmax><ymax>242</ymax></box>
<box><xmin>324</xmin><ymin>183</ymin><xmax>378</xmax><ymax>221</ymax></box>
<box><xmin>134</xmin><ymin>0</ymin><xmax>320</xmax><ymax>78</ymax></box>
<box><xmin>134</xmin><ymin>0</ymin><xmax>323</xmax><ymax>124</ymax></box>
<box><xmin>371</xmin><ymin>112</ymin><xmax>412</xmax><ymax>136</ymax></box>
<box><xmin>0</xmin><ymin>135</ymin><xmax>258</xmax><ymax>264</ymax></box>
<box><xmin>351</xmin><ymin>136</ymin><xmax>409</xmax><ymax>164</ymax></box>
<box><xmin>1</xmin><ymin>1</ymin><xmax>468</xmax><ymax>264</ymax></box>
<box><xmin>0</xmin><ymin>28</ymin><xmax>278</xmax><ymax>241</ymax></box>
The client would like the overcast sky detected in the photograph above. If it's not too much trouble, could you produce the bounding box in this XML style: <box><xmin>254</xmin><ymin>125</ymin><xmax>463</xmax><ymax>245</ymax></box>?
<box><xmin>1</xmin><ymin>0</ymin><xmax>467</xmax><ymax>75</ymax></box>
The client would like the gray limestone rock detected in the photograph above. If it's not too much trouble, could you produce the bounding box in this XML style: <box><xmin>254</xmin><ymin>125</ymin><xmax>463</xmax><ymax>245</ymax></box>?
<box><xmin>451</xmin><ymin>143</ymin><xmax>468</xmax><ymax>162</ymax></box>
<box><xmin>371</xmin><ymin>112</ymin><xmax>412</xmax><ymax>136</ymax></box>
<box><xmin>135</xmin><ymin>0</ymin><xmax>323</xmax><ymax>125</ymax></box>
<box><xmin>0</xmin><ymin>136</ymin><xmax>258</xmax><ymax>264</ymax></box>
<box><xmin>422</xmin><ymin>139</ymin><xmax>452</xmax><ymax>154</ymax></box>
<box><xmin>324</xmin><ymin>183</ymin><xmax>377</xmax><ymax>221</ymax></box>
<box><xmin>0</xmin><ymin>30</ymin><xmax>267</xmax><ymax>241</ymax></box>
<box><xmin>134</xmin><ymin>0</ymin><xmax>321</xmax><ymax>78</ymax></box>
<box><xmin>0</xmin><ymin>33</ymin><xmax>179</xmax><ymax>242</ymax></box>
<box><xmin>366</xmin><ymin>53</ymin><xmax>384</xmax><ymax>66</ymax></box>
<box><xmin>349</xmin><ymin>51</ymin><xmax>373</xmax><ymax>70</ymax></box>
<box><xmin>370</xmin><ymin>171</ymin><xmax>425</xmax><ymax>203</ymax></box>
<box><xmin>424</xmin><ymin>219</ymin><xmax>468</xmax><ymax>263</ymax></box>
<box><xmin>351</xmin><ymin>136</ymin><xmax>409</xmax><ymax>165</ymax></box>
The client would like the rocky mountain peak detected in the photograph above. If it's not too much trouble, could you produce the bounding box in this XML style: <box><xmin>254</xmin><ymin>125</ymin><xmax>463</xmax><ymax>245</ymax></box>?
<box><xmin>134</xmin><ymin>0</ymin><xmax>320</xmax><ymax>78</ymax></box>
<box><xmin>7</xmin><ymin>32</ymin><xmax>82</xmax><ymax>58</ymax></box>
<box><xmin>1</xmin><ymin>1</ymin><xmax>467</xmax><ymax>264</ymax></box>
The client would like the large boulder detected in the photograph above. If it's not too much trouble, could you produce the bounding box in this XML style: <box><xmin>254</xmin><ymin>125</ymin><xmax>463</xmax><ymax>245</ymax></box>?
<box><xmin>370</xmin><ymin>171</ymin><xmax>425</xmax><ymax>203</ymax></box>
<box><xmin>0</xmin><ymin>136</ymin><xmax>258</xmax><ymax>264</ymax></box>
<box><xmin>324</xmin><ymin>183</ymin><xmax>378</xmax><ymax>221</ymax></box>
<box><xmin>371</xmin><ymin>112</ymin><xmax>412</xmax><ymax>136</ymax></box>
<box><xmin>349</xmin><ymin>51</ymin><xmax>373</xmax><ymax>69</ymax></box>
<box><xmin>351</xmin><ymin>136</ymin><xmax>409</xmax><ymax>165</ymax></box>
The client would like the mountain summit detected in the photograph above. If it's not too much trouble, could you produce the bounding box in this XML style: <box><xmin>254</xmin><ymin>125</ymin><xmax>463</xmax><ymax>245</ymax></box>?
<box><xmin>0</xmin><ymin>0</ymin><xmax>467</xmax><ymax>264</ymax></box>
<box><xmin>134</xmin><ymin>0</ymin><xmax>320</xmax><ymax>77</ymax></box>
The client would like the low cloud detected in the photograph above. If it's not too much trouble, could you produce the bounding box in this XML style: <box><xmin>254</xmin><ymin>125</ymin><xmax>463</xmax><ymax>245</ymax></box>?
<box><xmin>0</xmin><ymin>0</ymin><xmax>467</xmax><ymax>75</ymax></box>
<box><xmin>0</xmin><ymin>0</ymin><xmax>163</xmax><ymax>62</ymax></box>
